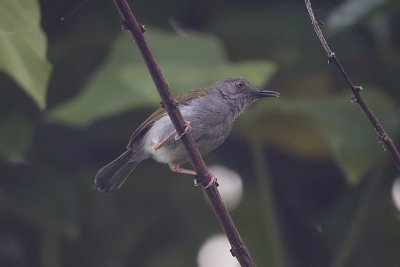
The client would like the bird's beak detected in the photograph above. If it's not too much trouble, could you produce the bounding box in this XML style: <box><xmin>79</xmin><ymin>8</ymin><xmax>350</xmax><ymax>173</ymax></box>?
<box><xmin>255</xmin><ymin>89</ymin><xmax>280</xmax><ymax>98</ymax></box>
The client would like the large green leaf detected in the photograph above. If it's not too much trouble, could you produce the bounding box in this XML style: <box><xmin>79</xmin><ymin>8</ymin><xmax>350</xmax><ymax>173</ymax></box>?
<box><xmin>47</xmin><ymin>30</ymin><xmax>275</xmax><ymax>127</ymax></box>
<box><xmin>0</xmin><ymin>0</ymin><xmax>51</xmax><ymax>109</ymax></box>
<box><xmin>244</xmin><ymin>90</ymin><xmax>399</xmax><ymax>185</ymax></box>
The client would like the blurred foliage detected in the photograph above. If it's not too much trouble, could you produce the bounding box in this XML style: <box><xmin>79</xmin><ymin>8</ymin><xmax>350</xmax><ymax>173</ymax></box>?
<box><xmin>327</xmin><ymin>0</ymin><xmax>386</xmax><ymax>33</ymax></box>
<box><xmin>240</xmin><ymin>89</ymin><xmax>399</xmax><ymax>185</ymax></box>
<box><xmin>327</xmin><ymin>0</ymin><xmax>400</xmax><ymax>34</ymax></box>
<box><xmin>47</xmin><ymin>30</ymin><xmax>275</xmax><ymax>127</ymax></box>
<box><xmin>0</xmin><ymin>0</ymin><xmax>51</xmax><ymax>109</ymax></box>
<box><xmin>0</xmin><ymin>116</ymin><xmax>33</xmax><ymax>163</ymax></box>
<box><xmin>1</xmin><ymin>0</ymin><xmax>400</xmax><ymax>267</ymax></box>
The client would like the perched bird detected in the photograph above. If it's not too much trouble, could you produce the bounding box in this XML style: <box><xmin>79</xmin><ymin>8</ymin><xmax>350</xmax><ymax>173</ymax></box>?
<box><xmin>94</xmin><ymin>77</ymin><xmax>279</xmax><ymax>193</ymax></box>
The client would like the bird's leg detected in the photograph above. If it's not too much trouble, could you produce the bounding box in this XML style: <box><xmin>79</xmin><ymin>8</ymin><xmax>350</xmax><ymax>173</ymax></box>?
<box><xmin>169</xmin><ymin>162</ymin><xmax>196</xmax><ymax>175</ymax></box>
<box><xmin>153</xmin><ymin>131</ymin><xmax>176</xmax><ymax>150</ymax></box>
<box><xmin>152</xmin><ymin>121</ymin><xmax>191</xmax><ymax>150</ymax></box>
<box><xmin>169</xmin><ymin>162</ymin><xmax>217</xmax><ymax>188</ymax></box>
<box><xmin>174</xmin><ymin>121</ymin><xmax>191</xmax><ymax>141</ymax></box>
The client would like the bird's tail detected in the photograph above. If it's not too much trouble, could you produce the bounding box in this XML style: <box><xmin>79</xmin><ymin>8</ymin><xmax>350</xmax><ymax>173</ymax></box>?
<box><xmin>94</xmin><ymin>148</ymin><xmax>142</xmax><ymax>193</ymax></box>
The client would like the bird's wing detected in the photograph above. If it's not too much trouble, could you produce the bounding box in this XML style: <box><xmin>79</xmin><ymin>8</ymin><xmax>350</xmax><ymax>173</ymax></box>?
<box><xmin>126</xmin><ymin>89</ymin><xmax>207</xmax><ymax>148</ymax></box>
<box><xmin>127</xmin><ymin>106</ymin><xmax>165</xmax><ymax>149</ymax></box>
<box><xmin>175</xmin><ymin>89</ymin><xmax>207</xmax><ymax>104</ymax></box>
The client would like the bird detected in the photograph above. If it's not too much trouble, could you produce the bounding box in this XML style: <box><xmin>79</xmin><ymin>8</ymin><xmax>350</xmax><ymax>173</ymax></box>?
<box><xmin>94</xmin><ymin>77</ymin><xmax>279</xmax><ymax>193</ymax></box>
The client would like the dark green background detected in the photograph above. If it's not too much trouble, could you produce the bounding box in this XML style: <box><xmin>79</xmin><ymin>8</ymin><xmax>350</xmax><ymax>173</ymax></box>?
<box><xmin>1</xmin><ymin>0</ymin><xmax>400</xmax><ymax>266</ymax></box>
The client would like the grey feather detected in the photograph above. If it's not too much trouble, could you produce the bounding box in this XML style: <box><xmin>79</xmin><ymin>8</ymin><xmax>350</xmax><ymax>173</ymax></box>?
<box><xmin>94</xmin><ymin>148</ymin><xmax>142</xmax><ymax>193</ymax></box>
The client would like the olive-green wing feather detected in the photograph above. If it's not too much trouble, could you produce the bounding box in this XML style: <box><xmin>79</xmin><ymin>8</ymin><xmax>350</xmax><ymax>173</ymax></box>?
<box><xmin>175</xmin><ymin>89</ymin><xmax>207</xmax><ymax>104</ymax></box>
<box><xmin>126</xmin><ymin>107</ymin><xmax>165</xmax><ymax>148</ymax></box>
<box><xmin>126</xmin><ymin>89</ymin><xmax>207</xmax><ymax>148</ymax></box>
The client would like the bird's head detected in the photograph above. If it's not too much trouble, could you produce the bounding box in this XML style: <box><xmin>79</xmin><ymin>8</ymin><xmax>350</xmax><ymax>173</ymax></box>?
<box><xmin>210</xmin><ymin>77</ymin><xmax>279</xmax><ymax>113</ymax></box>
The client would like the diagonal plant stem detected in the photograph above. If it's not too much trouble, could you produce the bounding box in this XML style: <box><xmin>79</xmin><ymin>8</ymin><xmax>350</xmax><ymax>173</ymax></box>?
<box><xmin>112</xmin><ymin>0</ymin><xmax>256</xmax><ymax>266</ymax></box>
<box><xmin>305</xmin><ymin>1</ymin><xmax>400</xmax><ymax>266</ymax></box>
<box><xmin>304</xmin><ymin>0</ymin><xmax>400</xmax><ymax>170</ymax></box>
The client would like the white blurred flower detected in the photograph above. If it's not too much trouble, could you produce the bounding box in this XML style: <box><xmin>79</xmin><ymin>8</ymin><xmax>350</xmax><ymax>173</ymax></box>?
<box><xmin>208</xmin><ymin>165</ymin><xmax>243</xmax><ymax>210</ymax></box>
<box><xmin>391</xmin><ymin>177</ymin><xmax>400</xmax><ymax>211</ymax></box>
<box><xmin>197</xmin><ymin>234</ymin><xmax>240</xmax><ymax>267</ymax></box>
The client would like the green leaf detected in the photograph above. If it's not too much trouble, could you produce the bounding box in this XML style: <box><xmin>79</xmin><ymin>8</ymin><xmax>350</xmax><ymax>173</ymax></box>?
<box><xmin>246</xmin><ymin>89</ymin><xmax>399</xmax><ymax>185</ymax></box>
<box><xmin>47</xmin><ymin>29</ymin><xmax>275</xmax><ymax>127</ymax></box>
<box><xmin>0</xmin><ymin>0</ymin><xmax>52</xmax><ymax>109</ymax></box>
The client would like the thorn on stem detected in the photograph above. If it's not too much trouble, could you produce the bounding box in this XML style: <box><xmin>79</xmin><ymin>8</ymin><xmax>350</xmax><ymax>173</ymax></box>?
<box><xmin>350</xmin><ymin>96</ymin><xmax>357</xmax><ymax>104</ymax></box>
<box><xmin>139</xmin><ymin>24</ymin><xmax>146</xmax><ymax>33</ymax></box>
<box><xmin>194</xmin><ymin>172</ymin><xmax>217</xmax><ymax>188</ymax></box>
<box><xmin>377</xmin><ymin>132</ymin><xmax>391</xmax><ymax>151</ymax></box>
<box><xmin>194</xmin><ymin>175</ymin><xmax>204</xmax><ymax>187</ymax></box>
<box><xmin>160</xmin><ymin>101</ymin><xmax>165</xmax><ymax>108</ymax></box>
<box><xmin>120</xmin><ymin>20</ymin><xmax>129</xmax><ymax>31</ymax></box>
<box><xmin>327</xmin><ymin>51</ymin><xmax>336</xmax><ymax>64</ymax></box>
<box><xmin>378</xmin><ymin>132</ymin><xmax>391</xmax><ymax>143</ymax></box>
<box><xmin>354</xmin><ymin>85</ymin><xmax>364</xmax><ymax>92</ymax></box>
<box><xmin>230</xmin><ymin>248</ymin><xmax>236</xmax><ymax>257</ymax></box>
<box><xmin>194</xmin><ymin>176</ymin><xmax>203</xmax><ymax>187</ymax></box>
<box><xmin>172</xmin><ymin>99</ymin><xmax>179</xmax><ymax>107</ymax></box>
<box><xmin>317</xmin><ymin>20</ymin><xmax>325</xmax><ymax>27</ymax></box>
<box><xmin>230</xmin><ymin>245</ymin><xmax>246</xmax><ymax>258</ymax></box>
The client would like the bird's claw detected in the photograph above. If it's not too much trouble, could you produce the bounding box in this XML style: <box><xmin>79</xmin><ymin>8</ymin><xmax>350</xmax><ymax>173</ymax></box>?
<box><xmin>194</xmin><ymin>171</ymin><xmax>217</xmax><ymax>188</ymax></box>
<box><xmin>174</xmin><ymin>121</ymin><xmax>191</xmax><ymax>141</ymax></box>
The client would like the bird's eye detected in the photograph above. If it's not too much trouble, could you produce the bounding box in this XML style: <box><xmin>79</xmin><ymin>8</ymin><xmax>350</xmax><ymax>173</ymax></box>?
<box><xmin>236</xmin><ymin>81</ymin><xmax>245</xmax><ymax>88</ymax></box>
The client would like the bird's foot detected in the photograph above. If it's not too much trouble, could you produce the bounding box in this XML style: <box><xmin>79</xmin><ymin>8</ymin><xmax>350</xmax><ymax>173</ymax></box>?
<box><xmin>169</xmin><ymin>163</ymin><xmax>217</xmax><ymax>188</ymax></box>
<box><xmin>174</xmin><ymin>121</ymin><xmax>191</xmax><ymax>141</ymax></box>
<box><xmin>194</xmin><ymin>171</ymin><xmax>218</xmax><ymax>189</ymax></box>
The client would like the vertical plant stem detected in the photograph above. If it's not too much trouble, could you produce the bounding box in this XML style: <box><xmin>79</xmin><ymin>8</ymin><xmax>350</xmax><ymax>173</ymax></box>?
<box><xmin>249</xmin><ymin>136</ymin><xmax>288</xmax><ymax>267</ymax></box>
<box><xmin>41</xmin><ymin>229</ymin><xmax>61</xmax><ymax>267</ymax></box>
<box><xmin>331</xmin><ymin>174</ymin><xmax>380</xmax><ymax>267</ymax></box>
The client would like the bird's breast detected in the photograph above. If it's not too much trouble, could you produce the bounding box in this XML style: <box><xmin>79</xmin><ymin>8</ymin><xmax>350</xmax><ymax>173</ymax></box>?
<box><xmin>142</xmin><ymin>101</ymin><xmax>234</xmax><ymax>164</ymax></box>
